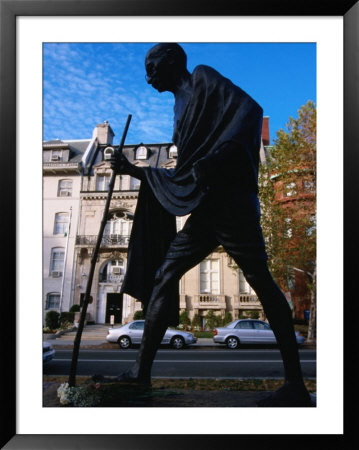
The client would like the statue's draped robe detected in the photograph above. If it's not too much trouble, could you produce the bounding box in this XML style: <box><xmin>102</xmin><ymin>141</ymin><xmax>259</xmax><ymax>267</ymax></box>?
<box><xmin>121</xmin><ymin>65</ymin><xmax>263</xmax><ymax>326</ymax></box>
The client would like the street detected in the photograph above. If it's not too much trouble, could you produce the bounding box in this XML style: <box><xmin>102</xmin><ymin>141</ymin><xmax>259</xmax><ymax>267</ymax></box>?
<box><xmin>44</xmin><ymin>348</ymin><xmax>316</xmax><ymax>379</ymax></box>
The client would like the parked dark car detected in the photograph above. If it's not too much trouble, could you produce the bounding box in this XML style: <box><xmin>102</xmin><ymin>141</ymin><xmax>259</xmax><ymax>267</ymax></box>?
<box><xmin>43</xmin><ymin>341</ymin><xmax>55</xmax><ymax>362</ymax></box>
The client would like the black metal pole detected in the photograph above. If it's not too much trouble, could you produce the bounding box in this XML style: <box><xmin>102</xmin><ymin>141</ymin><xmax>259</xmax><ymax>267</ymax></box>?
<box><xmin>68</xmin><ymin>114</ymin><xmax>132</xmax><ymax>387</ymax></box>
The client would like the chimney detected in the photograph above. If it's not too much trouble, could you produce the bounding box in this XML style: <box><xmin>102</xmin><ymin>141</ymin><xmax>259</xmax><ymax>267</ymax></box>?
<box><xmin>261</xmin><ymin>116</ymin><xmax>270</xmax><ymax>146</ymax></box>
<box><xmin>92</xmin><ymin>120</ymin><xmax>115</xmax><ymax>145</ymax></box>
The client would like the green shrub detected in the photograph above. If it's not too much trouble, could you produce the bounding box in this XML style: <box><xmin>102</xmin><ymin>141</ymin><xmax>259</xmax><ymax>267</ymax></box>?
<box><xmin>45</xmin><ymin>310</ymin><xmax>60</xmax><ymax>330</ymax></box>
<box><xmin>60</xmin><ymin>312</ymin><xmax>75</xmax><ymax>326</ymax></box>
<box><xmin>133</xmin><ymin>310</ymin><xmax>145</xmax><ymax>320</ymax></box>
<box><xmin>179</xmin><ymin>310</ymin><xmax>191</xmax><ymax>325</ymax></box>
<box><xmin>204</xmin><ymin>310</ymin><xmax>222</xmax><ymax>331</ymax></box>
<box><xmin>222</xmin><ymin>311</ymin><xmax>233</xmax><ymax>326</ymax></box>
<box><xmin>248</xmin><ymin>311</ymin><xmax>260</xmax><ymax>319</ymax></box>
<box><xmin>191</xmin><ymin>314</ymin><xmax>202</xmax><ymax>330</ymax></box>
<box><xmin>69</xmin><ymin>304</ymin><xmax>81</xmax><ymax>313</ymax></box>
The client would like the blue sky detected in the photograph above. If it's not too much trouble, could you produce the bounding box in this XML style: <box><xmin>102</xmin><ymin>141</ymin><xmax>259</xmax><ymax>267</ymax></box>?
<box><xmin>43</xmin><ymin>43</ymin><xmax>316</xmax><ymax>146</ymax></box>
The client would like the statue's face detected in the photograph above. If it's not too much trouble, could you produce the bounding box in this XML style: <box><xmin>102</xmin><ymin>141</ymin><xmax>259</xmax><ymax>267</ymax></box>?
<box><xmin>145</xmin><ymin>51</ymin><xmax>173</xmax><ymax>93</ymax></box>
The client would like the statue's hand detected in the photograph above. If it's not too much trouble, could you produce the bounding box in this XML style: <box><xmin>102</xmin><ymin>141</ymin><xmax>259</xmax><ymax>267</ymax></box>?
<box><xmin>110</xmin><ymin>152</ymin><xmax>132</xmax><ymax>174</ymax></box>
<box><xmin>110</xmin><ymin>152</ymin><xmax>146</xmax><ymax>181</ymax></box>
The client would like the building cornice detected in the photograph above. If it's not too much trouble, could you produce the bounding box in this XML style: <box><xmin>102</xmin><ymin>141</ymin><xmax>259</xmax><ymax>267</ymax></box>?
<box><xmin>43</xmin><ymin>162</ymin><xmax>82</xmax><ymax>174</ymax></box>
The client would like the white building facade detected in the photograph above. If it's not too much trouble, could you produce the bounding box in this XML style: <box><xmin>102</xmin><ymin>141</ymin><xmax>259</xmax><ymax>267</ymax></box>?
<box><xmin>43</xmin><ymin>121</ymin><xmax>264</xmax><ymax>326</ymax></box>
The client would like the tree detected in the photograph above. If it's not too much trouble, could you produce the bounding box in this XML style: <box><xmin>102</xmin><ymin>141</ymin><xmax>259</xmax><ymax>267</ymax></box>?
<box><xmin>259</xmin><ymin>101</ymin><xmax>316</xmax><ymax>340</ymax></box>
<box><xmin>133</xmin><ymin>310</ymin><xmax>145</xmax><ymax>320</ymax></box>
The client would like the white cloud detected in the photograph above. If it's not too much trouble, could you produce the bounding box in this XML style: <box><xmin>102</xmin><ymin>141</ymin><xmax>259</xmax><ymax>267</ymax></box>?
<box><xmin>43</xmin><ymin>43</ymin><xmax>175</xmax><ymax>144</ymax></box>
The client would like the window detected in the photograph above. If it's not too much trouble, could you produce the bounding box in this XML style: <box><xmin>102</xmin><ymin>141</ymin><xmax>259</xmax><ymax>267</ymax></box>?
<box><xmin>306</xmin><ymin>215</ymin><xmax>316</xmax><ymax>236</ymax></box>
<box><xmin>100</xmin><ymin>259</ymin><xmax>125</xmax><ymax>282</ymax></box>
<box><xmin>238</xmin><ymin>269</ymin><xmax>251</xmax><ymax>293</ymax></box>
<box><xmin>284</xmin><ymin>217</ymin><xmax>292</xmax><ymax>238</ymax></box>
<box><xmin>176</xmin><ymin>217</ymin><xmax>182</xmax><ymax>232</ymax></box>
<box><xmin>104</xmin><ymin>217</ymin><xmax>132</xmax><ymax>236</ymax></box>
<box><xmin>51</xmin><ymin>150</ymin><xmax>63</xmax><ymax>161</ymax></box>
<box><xmin>54</xmin><ymin>213</ymin><xmax>69</xmax><ymax>235</ymax></box>
<box><xmin>58</xmin><ymin>179</ymin><xmax>72</xmax><ymax>197</ymax></box>
<box><xmin>96</xmin><ymin>174</ymin><xmax>111</xmax><ymax>191</ymax></box>
<box><xmin>136</xmin><ymin>145</ymin><xmax>148</xmax><ymax>160</ymax></box>
<box><xmin>200</xmin><ymin>259</ymin><xmax>219</xmax><ymax>294</ymax></box>
<box><xmin>303</xmin><ymin>180</ymin><xmax>315</xmax><ymax>192</ymax></box>
<box><xmin>284</xmin><ymin>182</ymin><xmax>297</xmax><ymax>197</ymax></box>
<box><xmin>119</xmin><ymin>175</ymin><xmax>130</xmax><ymax>190</ymax></box>
<box><xmin>130</xmin><ymin>321</ymin><xmax>145</xmax><ymax>330</ymax></box>
<box><xmin>169</xmin><ymin>145</ymin><xmax>178</xmax><ymax>159</ymax></box>
<box><xmin>46</xmin><ymin>293</ymin><xmax>60</xmax><ymax>309</ymax></box>
<box><xmin>235</xmin><ymin>321</ymin><xmax>253</xmax><ymax>329</ymax></box>
<box><xmin>130</xmin><ymin>177</ymin><xmax>141</xmax><ymax>190</ymax></box>
<box><xmin>252</xmin><ymin>321</ymin><xmax>271</xmax><ymax>330</ymax></box>
<box><xmin>50</xmin><ymin>248</ymin><xmax>65</xmax><ymax>276</ymax></box>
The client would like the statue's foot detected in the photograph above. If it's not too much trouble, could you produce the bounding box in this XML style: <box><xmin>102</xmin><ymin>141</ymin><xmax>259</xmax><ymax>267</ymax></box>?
<box><xmin>92</xmin><ymin>369</ymin><xmax>151</xmax><ymax>387</ymax></box>
<box><xmin>257</xmin><ymin>381</ymin><xmax>314</xmax><ymax>407</ymax></box>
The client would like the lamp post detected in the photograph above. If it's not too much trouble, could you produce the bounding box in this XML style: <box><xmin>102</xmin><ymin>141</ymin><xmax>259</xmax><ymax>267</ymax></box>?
<box><xmin>292</xmin><ymin>266</ymin><xmax>316</xmax><ymax>342</ymax></box>
<box><xmin>59</xmin><ymin>206</ymin><xmax>72</xmax><ymax>314</ymax></box>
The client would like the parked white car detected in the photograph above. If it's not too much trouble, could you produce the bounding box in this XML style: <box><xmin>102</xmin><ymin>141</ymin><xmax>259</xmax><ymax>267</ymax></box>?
<box><xmin>106</xmin><ymin>320</ymin><xmax>197</xmax><ymax>349</ymax></box>
<box><xmin>213</xmin><ymin>319</ymin><xmax>306</xmax><ymax>349</ymax></box>
<box><xmin>43</xmin><ymin>341</ymin><xmax>55</xmax><ymax>363</ymax></box>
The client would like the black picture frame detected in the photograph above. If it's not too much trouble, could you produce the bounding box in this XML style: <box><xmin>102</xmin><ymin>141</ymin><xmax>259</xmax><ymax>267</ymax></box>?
<box><xmin>1</xmin><ymin>0</ymin><xmax>357</xmax><ymax>448</ymax></box>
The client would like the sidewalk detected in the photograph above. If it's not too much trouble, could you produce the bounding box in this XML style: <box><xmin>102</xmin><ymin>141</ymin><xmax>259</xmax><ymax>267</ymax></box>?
<box><xmin>46</xmin><ymin>325</ymin><xmax>315</xmax><ymax>349</ymax></box>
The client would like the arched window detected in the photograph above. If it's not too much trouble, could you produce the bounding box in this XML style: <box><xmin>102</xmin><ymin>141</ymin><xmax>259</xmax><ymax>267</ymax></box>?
<box><xmin>58</xmin><ymin>179</ymin><xmax>72</xmax><ymax>197</ymax></box>
<box><xmin>99</xmin><ymin>259</ymin><xmax>125</xmax><ymax>282</ymax></box>
<box><xmin>168</xmin><ymin>144</ymin><xmax>178</xmax><ymax>159</ymax></box>
<box><xmin>104</xmin><ymin>213</ymin><xmax>133</xmax><ymax>237</ymax></box>
<box><xmin>135</xmin><ymin>145</ymin><xmax>148</xmax><ymax>160</ymax></box>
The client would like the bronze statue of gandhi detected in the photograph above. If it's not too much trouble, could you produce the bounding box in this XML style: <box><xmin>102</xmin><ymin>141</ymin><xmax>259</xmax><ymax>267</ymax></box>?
<box><xmin>103</xmin><ymin>43</ymin><xmax>313</xmax><ymax>407</ymax></box>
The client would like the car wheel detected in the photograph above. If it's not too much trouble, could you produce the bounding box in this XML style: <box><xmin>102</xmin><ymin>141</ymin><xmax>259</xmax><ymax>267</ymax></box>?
<box><xmin>171</xmin><ymin>336</ymin><xmax>185</xmax><ymax>350</ymax></box>
<box><xmin>118</xmin><ymin>336</ymin><xmax>131</xmax><ymax>349</ymax></box>
<box><xmin>226</xmin><ymin>336</ymin><xmax>240</xmax><ymax>349</ymax></box>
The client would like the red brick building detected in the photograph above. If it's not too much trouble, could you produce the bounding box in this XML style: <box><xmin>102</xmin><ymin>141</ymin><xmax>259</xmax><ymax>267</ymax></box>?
<box><xmin>261</xmin><ymin>115</ymin><xmax>316</xmax><ymax>320</ymax></box>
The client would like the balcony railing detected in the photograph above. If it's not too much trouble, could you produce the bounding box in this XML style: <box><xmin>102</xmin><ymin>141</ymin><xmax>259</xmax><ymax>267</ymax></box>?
<box><xmin>193</xmin><ymin>294</ymin><xmax>226</xmax><ymax>309</ymax></box>
<box><xmin>234</xmin><ymin>294</ymin><xmax>261</xmax><ymax>308</ymax></box>
<box><xmin>99</xmin><ymin>274</ymin><xmax>125</xmax><ymax>283</ymax></box>
<box><xmin>76</xmin><ymin>235</ymin><xmax>130</xmax><ymax>247</ymax></box>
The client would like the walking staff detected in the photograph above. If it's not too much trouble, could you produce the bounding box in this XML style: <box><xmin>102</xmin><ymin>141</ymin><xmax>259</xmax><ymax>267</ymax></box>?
<box><xmin>68</xmin><ymin>114</ymin><xmax>132</xmax><ymax>387</ymax></box>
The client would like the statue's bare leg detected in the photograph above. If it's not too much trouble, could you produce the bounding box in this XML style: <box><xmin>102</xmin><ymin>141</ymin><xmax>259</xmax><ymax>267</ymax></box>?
<box><xmin>115</xmin><ymin>224</ymin><xmax>218</xmax><ymax>385</ymax></box>
<box><xmin>238</xmin><ymin>259</ymin><xmax>313</xmax><ymax>406</ymax></box>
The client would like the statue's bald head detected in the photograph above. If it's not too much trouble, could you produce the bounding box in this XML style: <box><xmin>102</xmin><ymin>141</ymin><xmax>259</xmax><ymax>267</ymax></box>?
<box><xmin>146</xmin><ymin>43</ymin><xmax>187</xmax><ymax>69</ymax></box>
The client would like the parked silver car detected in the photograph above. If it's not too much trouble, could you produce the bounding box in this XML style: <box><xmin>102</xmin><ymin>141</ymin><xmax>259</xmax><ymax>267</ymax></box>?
<box><xmin>213</xmin><ymin>319</ymin><xmax>306</xmax><ymax>349</ymax></box>
<box><xmin>43</xmin><ymin>341</ymin><xmax>55</xmax><ymax>363</ymax></box>
<box><xmin>106</xmin><ymin>320</ymin><xmax>198</xmax><ymax>349</ymax></box>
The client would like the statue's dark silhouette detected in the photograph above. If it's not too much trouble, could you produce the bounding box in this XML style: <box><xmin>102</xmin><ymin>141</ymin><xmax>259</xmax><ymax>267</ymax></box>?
<box><xmin>108</xmin><ymin>43</ymin><xmax>312</xmax><ymax>406</ymax></box>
